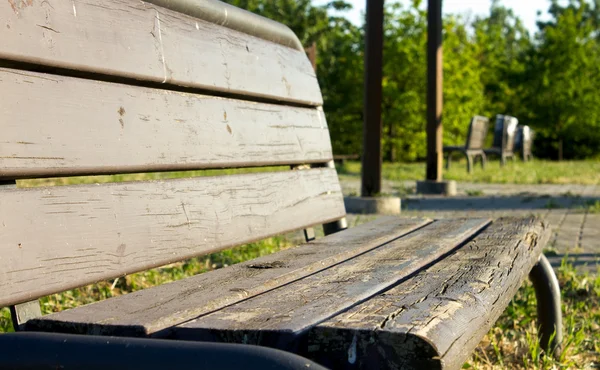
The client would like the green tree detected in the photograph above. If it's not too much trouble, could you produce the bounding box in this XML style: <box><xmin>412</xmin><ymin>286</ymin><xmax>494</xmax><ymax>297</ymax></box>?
<box><xmin>381</xmin><ymin>1</ymin><xmax>427</xmax><ymax>161</ymax></box>
<box><xmin>442</xmin><ymin>15</ymin><xmax>487</xmax><ymax>148</ymax></box>
<box><xmin>473</xmin><ymin>0</ymin><xmax>532</xmax><ymax>118</ymax></box>
<box><xmin>382</xmin><ymin>2</ymin><xmax>485</xmax><ymax>161</ymax></box>
<box><xmin>525</xmin><ymin>0</ymin><xmax>600</xmax><ymax>159</ymax></box>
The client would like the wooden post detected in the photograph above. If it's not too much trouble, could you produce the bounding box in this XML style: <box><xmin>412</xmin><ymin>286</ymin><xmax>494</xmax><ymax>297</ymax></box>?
<box><xmin>361</xmin><ymin>0</ymin><xmax>384</xmax><ymax>197</ymax></box>
<box><xmin>426</xmin><ymin>0</ymin><xmax>443</xmax><ymax>182</ymax></box>
<box><xmin>305</xmin><ymin>42</ymin><xmax>317</xmax><ymax>73</ymax></box>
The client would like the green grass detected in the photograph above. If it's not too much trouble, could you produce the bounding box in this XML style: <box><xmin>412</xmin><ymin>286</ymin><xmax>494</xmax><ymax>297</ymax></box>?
<box><xmin>337</xmin><ymin>159</ymin><xmax>600</xmax><ymax>185</ymax></box>
<box><xmin>467</xmin><ymin>259</ymin><xmax>600</xmax><ymax>369</ymax></box>
<box><xmin>17</xmin><ymin>166</ymin><xmax>289</xmax><ymax>188</ymax></box>
<box><xmin>584</xmin><ymin>200</ymin><xmax>600</xmax><ymax>214</ymax></box>
<box><xmin>466</xmin><ymin>189</ymin><xmax>485</xmax><ymax>196</ymax></box>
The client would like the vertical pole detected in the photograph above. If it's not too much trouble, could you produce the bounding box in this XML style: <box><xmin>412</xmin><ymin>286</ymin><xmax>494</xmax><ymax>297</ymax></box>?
<box><xmin>361</xmin><ymin>0</ymin><xmax>384</xmax><ymax>197</ymax></box>
<box><xmin>305</xmin><ymin>42</ymin><xmax>317</xmax><ymax>73</ymax></box>
<box><xmin>426</xmin><ymin>0</ymin><xmax>443</xmax><ymax>181</ymax></box>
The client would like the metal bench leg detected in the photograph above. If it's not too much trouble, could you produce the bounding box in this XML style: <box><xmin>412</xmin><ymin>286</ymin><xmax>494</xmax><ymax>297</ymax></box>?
<box><xmin>323</xmin><ymin>218</ymin><xmax>348</xmax><ymax>236</ymax></box>
<box><xmin>529</xmin><ymin>255</ymin><xmax>563</xmax><ymax>357</ymax></box>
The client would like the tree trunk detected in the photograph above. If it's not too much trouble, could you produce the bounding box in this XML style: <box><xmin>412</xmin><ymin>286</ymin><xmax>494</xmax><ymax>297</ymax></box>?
<box><xmin>390</xmin><ymin>121</ymin><xmax>396</xmax><ymax>162</ymax></box>
<box><xmin>558</xmin><ymin>139</ymin><xmax>563</xmax><ymax>161</ymax></box>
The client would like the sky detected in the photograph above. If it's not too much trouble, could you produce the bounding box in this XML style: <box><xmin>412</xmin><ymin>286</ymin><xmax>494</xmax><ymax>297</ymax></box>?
<box><xmin>313</xmin><ymin>0</ymin><xmax>562</xmax><ymax>35</ymax></box>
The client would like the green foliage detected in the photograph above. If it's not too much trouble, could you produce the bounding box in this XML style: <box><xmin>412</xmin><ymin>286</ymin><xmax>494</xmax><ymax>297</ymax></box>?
<box><xmin>524</xmin><ymin>0</ymin><xmax>600</xmax><ymax>160</ymax></box>
<box><xmin>381</xmin><ymin>2</ymin><xmax>427</xmax><ymax>161</ymax></box>
<box><xmin>225</xmin><ymin>0</ymin><xmax>600</xmax><ymax>160</ymax></box>
<box><xmin>473</xmin><ymin>0</ymin><xmax>532</xmax><ymax>118</ymax></box>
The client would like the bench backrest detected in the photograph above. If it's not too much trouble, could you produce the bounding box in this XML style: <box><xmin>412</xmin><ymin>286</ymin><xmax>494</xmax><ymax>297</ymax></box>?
<box><xmin>0</xmin><ymin>0</ymin><xmax>346</xmax><ymax>308</ymax></box>
<box><xmin>492</xmin><ymin>115</ymin><xmax>518</xmax><ymax>153</ymax></box>
<box><xmin>465</xmin><ymin>116</ymin><xmax>489</xmax><ymax>150</ymax></box>
<box><xmin>514</xmin><ymin>125</ymin><xmax>533</xmax><ymax>152</ymax></box>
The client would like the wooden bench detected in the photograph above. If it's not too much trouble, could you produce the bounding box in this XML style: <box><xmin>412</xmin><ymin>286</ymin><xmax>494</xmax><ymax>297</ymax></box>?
<box><xmin>443</xmin><ymin>116</ymin><xmax>489</xmax><ymax>173</ymax></box>
<box><xmin>484</xmin><ymin>115</ymin><xmax>518</xmax><ymax>166</ymax></box>
<box><xmin>515</xmin><ymin>125</ymin><xmax>534</xmax><ymax>162</ymax></box>
<box><xmin>333</xmin><ymin>154</ymin><xmax>361</xmax><ymax>166</ymax></box>
<box><xmin>0</xmin><ymin>1</ymin><xmax>562</xmax><ymax>369</ymax></box>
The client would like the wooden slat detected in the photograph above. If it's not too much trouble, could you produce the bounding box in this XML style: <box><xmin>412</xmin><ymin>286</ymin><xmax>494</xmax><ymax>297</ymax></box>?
<box><xmin>170</xmin><ymin>219</ymin><xmax>490</xmax><ymax>346</ymax></box>
<box><xmin>0</xmin><ymin>0</ymin><xmax>322</xmax><ymax>106</ymax></box>
<box><xmin>0</xmin><ymin>68</ymin><xmax>332</xmax><ymax>179</ymax></box>
<box><xmin>466</xmin><ymin>116</ymin><xmax>488</xmax><ymax>150</ymax></box>
<box><xmin>26</xmin><ymin>217</ymin><xmax>432</xmax><ymax>336</ymax></box>
<box><xmin>308</xmin><ymin>218</ymin><xmax>550</xmax><ymax>370</ymax></box>
<box><xmin>0</xmin><ymin>168</ymin><xmax>344</xmax><ymax>307</ymax></box>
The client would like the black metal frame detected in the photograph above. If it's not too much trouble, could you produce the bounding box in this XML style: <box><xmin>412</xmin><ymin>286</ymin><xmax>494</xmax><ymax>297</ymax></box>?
<box><xmin>530</xmin><ymin>254</ymin><xmax>563</xmax><ymax>356</ymax></box>
<box><xmin>0</xmin><ymin>332</ymin><xmax>328</xmax><ymax>370</ymax></box>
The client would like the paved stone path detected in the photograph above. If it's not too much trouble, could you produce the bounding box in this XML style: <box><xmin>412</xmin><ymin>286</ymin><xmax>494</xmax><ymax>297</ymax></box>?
<box><xmin>340</xmin><ymin>177</ymin><xmax>600</xmax><ymax>274</ymax></box>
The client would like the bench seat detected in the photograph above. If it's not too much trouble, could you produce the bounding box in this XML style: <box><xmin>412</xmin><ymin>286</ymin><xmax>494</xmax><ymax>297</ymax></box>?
<box><xmin>26</xmin><ymin>217</ymin><xmax>549</xmax><ymax>369</ymax></box>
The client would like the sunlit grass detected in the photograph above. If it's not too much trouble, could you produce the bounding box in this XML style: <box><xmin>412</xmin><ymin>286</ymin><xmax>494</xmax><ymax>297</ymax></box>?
<box><xmin>17</xmin><ymin>166</ymin><xmax>288</xmax><ymax>188</ymax></box>
<box><xmin>467</xmin><ymin>259</ymin><xmax>600</xmax><ymax>369</ymax></box>
<box><xmin>337</xmin><ymin>159</ymin><xmax>600</xmax><ymax>185</ymax></box>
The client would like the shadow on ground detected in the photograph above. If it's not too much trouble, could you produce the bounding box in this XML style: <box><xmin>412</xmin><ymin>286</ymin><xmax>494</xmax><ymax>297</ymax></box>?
<box><xmin>546</xmin><ymin>253</ymin><xmax>600</xmax><ymax>274</ymax></box>
<box><xmin>404</xmin><ymin>195</ymin><xmax>600</xmax><ymax>211</ymax></box>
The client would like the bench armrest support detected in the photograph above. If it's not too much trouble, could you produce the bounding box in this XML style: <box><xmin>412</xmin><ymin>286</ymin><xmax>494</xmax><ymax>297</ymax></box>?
<box><xmin>530</xmin><ymin>254</ymin><xmax>563</xmax><ymax>357</ymax></box>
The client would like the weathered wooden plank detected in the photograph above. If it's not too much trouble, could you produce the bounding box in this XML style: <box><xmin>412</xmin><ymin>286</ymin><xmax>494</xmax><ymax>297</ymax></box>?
<box><xmin>0</xmin><ymin>68</ymin><xmax>331</xmax><ymax>179</ymax></box>
<box><xmin>308</xmin><ymin>218</ymin><xmax>550</xmax><ymax>370</ymax></box>
<box><xmin>466</xmin><ymin>116</ymin><xmax>489</xmax><ymax>150</ymax></box>
<box><xmin>0</xmin><ymin>0</ymin><xmax>321</xmax><ymax>105</ymax></box>
<box><xmin>26</xmin><ymin>217</ymin><xmax>431</xmax><ymax>336</ymax></box>
<box><xmin>171</xmin><ymin>219</ymin><xmax>491</xmax><ymax>347</ymax></box>
<box><xmin>0</xmin><ymin>168</ymin><xmax>344</xmax><ymax>307</ymax></box>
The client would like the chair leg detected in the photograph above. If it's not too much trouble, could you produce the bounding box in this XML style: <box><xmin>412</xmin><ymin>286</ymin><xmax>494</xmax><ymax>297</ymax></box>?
<box><xmin>323</xmin><ymin>218</ymin><xmax>348</xmax><ymax>236</ymax></box>
<box><xmin>529</xmin><ymin>255</ymin><xmax>563</xmax><ymax>358</ymax></box>
<box><xmin>462</xmin><ymin>152</ymin><xmax>473</xmax><ymax>173</ymax></box>
<box><xmin>446</xmin><ymin>152</ymin><xmax>451</xmax><ymax>170</ymax></box>
<box><xmin>466</xmin><ymin>154</ymin><xmax>474</xmax><ymax>173</ymax></box>
<box><xmin>480</xmin><ymin>152</ymin><xmax>487</xmax><ymax>170</ymax></box>
<box><xmin>500</xmin><ymin>155</ymin><xmax>506</xmax><ymax>167</ymax></box>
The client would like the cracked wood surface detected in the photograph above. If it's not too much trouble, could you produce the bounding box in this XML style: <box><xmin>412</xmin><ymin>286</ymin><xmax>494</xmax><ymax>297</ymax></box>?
<box><xmin>26</xmin><ymin>217</ymin><xmax>431</xmax><ymax>336</ymax></box>
<box><xmin>0</xmin><ymin>0</ymin><xmax>322</xmax><ymax>106</ymax></box>
<box><xmin>0</xmin><ymin>168</ymin><xmax>344</xmax><ymax>307</ymax></box>
<box><xmin>170</xmin><ymin>219</ymin><xmax>491</xmax><ymax>348</ymax></box>
<box><xmin>0</xmin><ymin>68</ymin><xmax>332</xmax><ymax>179</ymax></box>
<box><xmin>308</xmin><ymin>218</ymin><xmax>550</xmax><ymax>370</ymax></box>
